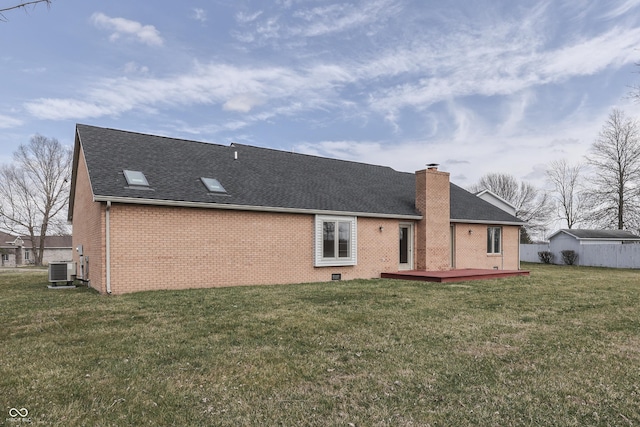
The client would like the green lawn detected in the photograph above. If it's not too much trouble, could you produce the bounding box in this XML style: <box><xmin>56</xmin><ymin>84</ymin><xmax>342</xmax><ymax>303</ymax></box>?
<box><xmin>1</xmin><ymin>264</ymin><xmax>639</xmax><ymax>426</ymax></box>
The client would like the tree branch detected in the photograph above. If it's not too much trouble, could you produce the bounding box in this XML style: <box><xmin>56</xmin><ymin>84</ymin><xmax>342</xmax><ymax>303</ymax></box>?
<box><xmin>0</xmin><ymin>0</ymin><xmax>51</xmax><ymax>21</ymax></box>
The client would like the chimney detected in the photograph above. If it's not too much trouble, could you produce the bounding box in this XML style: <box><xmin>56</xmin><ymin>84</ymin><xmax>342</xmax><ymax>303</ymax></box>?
<box><xmin>415</xmin><ymin>166</ymin><xmax>451</xmax><ymax>271</ymax></box>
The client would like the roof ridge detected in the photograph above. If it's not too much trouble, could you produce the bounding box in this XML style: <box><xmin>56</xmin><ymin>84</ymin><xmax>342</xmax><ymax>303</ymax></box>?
<box><xmin>79</xmin><ymin>124</ymin><xmax>409</xmax><ymax>174</ymax></box>
<box><xmin>230</xmin><ymin>142</ymin><xmax>402</xmax><ymax>172</ymax></box>
<box><xmin>76</xmin><ymin>123</ymin><xmax>229</xmax><ymax>150</ymax></box>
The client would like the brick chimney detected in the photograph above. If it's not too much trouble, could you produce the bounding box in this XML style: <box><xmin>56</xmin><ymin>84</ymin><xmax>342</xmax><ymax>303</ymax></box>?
<box><xmin>415</xmin><ymin>165</ymin><xmax>451</xmax><ymax>270</ymax></box>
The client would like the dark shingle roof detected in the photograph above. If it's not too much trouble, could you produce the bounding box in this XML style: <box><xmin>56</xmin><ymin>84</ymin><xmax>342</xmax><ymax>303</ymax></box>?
<box><xmin>0</xmin><ymin>231</ymin><xmax>16</xmax><ymax>248</ymax></box>
<box><xmin>0</xmin><ymin>232</ymin><xmax>72</xmax><ymax>248</ymax></box>
<box><xmin>73</xmin><ymin>124</ymin><xmax>523</xmax><ymax>224</ymax></box>
<box><xmin>22</xmin><ymin>235</ymin><xmax>72</xmax><ymax>249</ymax></box>
<box><xmin>552</xmin><ymin>229</ymin><xmax>640</xmax><ymax>240</ymax></box>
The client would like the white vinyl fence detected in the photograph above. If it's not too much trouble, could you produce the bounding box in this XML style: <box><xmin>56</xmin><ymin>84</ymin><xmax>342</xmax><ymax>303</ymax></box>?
<box><xmin>520</xmin><ymin>243</ymin><xmax>640</xmax><ymax>269</ymax></box>
<box><xmin>520</xmin><ymin>244</ymin><xmax>550</xmax><ymax>263</ymax></box>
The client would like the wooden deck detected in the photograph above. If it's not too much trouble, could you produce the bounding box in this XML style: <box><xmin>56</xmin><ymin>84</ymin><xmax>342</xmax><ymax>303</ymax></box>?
<box><xmin>381</xmin><ymin>269</ymin><xmax>530</xmax><ymax>283</ymax></box>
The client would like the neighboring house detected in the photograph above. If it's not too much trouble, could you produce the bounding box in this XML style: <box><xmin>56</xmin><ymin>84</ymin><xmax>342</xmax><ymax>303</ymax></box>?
<box><xmin>69</xmin><ymin>124</ymin><xmax>526</xmax><ymax>294</ymax></box>
<box><xmin>0</xmin><ymin>231</ymin><xmax>72</xmax><ymax>267</ymax></box>
<box><xmin>475</xmin><ymin>190</ymin><xmax>517</xmax><ymax>217</ymax></box>
<box><xmin>549</xmin><ymin>229</ymin><xmax>640</xmax><ymax>255</ymax></box>
<box><xmin>521</xmin><ymin>229</ymin><xmax>640</xmax><ymax>265</ymax></box>
<box><xmin>0</xmin><ymin>232</ymin><xmax>20</xmax><ymax>267</ymax></box>
<box><xmin>24</xmin><ymin>235</ymin><xmax>74</xmax><ymax>265</ymax></box>
<box><xmin>549</xmin><ymin>229</ymin><xmax>640</xmax><ymax>249</ymax></box>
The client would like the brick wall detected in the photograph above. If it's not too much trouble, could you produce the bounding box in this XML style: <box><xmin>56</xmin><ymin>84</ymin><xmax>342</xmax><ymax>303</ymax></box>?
<box><xmin>71</xmin><ymin>147</ymin><xmax>106</xmax><ymax>293</ymax></box>
<box><xmin>452</xmin><ymin>223</ymin><xmax>520</xmax><ymax>270</ymax></box>
<box><xmin>415</xmin><ymin>167</ymin><xmax>451</xmax><ymax>270</ymax></box>
<box><xmin>105</xmin><ymin>205</ymin><xmax>404</xmax><ymax>294</ymax></box>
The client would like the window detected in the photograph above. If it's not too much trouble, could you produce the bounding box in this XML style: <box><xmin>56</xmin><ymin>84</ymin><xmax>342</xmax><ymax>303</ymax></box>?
<box><xmin>123</xmin><ymin>170</ymin><xmax>149</xmax><ymax>187</ymax></box>
<box><xmin>487</xmin><ymin>227</ymin><xmax>501</xmax><ymax>254</ymax></box>
<box><xmin>315</xmin><ymin>215</ymin><xmax>357</xmax><ymax>266</ymax></box>
<box><xmin>24</xmin><ymin>249</ymin><xmax>30</xmax><ymax>260</ymax></box>
<box><xmin>201</xmin><ymin>177</ymin><xmax>226</xmax><ymax>193</ymax></box>
<box><xmin>1</xmin><ymin>254</ymin><xmax>8</xmax><ymax>261</ymax></box>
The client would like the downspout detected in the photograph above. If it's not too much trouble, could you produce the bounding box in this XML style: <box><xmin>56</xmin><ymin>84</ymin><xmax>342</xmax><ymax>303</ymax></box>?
<box><xmin>106</xmin><ymin>201</ymin><xmax>112</xmax><ymax>294</ymax></box>
<box><xmin>501</xmin><ymin>233</ymin><xmax>504</xmax><ymax>270</ymax></box>
<box><xmin>518</xmin><ymin>227</ymin><xmax>521</xmax><ymax>270</ymax></box>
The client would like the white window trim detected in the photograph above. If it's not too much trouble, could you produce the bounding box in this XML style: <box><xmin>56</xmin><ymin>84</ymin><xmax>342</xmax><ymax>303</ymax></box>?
<box><xmin>314</xmin><ymin>215</ymin><xmax>357</xmax><ymax>267</ymax></box>
<box><xmin>487</xmin><ymin>226</ymin><xmax>502</xmax><ymax>254</ymax></box>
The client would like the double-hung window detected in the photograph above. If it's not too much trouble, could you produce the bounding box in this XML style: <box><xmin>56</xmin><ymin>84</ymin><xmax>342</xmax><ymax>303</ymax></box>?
<box><xmin>315</xmin><ymin>215</ymin><xmax>357</xmax><ymax>266</ymax></box>
<box><xmin>487</xmin><ymin>227</ymin><xmax>501</xmax><ymax>254</ymax></box>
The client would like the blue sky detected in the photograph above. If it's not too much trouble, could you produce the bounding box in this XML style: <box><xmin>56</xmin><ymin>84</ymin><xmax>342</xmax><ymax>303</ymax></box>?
<box><xmin>2</xmin><ymin>0</ymin><xmax>640</xmax><ymax>189</ymax></box>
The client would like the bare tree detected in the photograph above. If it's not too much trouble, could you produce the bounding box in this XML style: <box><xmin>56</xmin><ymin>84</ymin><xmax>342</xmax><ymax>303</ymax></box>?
<box><xmin>585</xmin><ymin>109</ymin><xmax>640</xmax><ymax>230</ymax></box>
<box><xmin>469</xmin><ymin>173</ymin><xmax>552</xmax><ymax>239</ymax></box>
<box><xmin>0</xmin><ymin>135</ymin><xmax>72</xmax><ymax>266</ymax></box>
<box><xmin>0</xmin><ymin>0</ymin><xmax>51</xmax><ymax>21</ymax></box>
<box><xmin>546</xmin><ymin>159</ymin><xmax>588</xmax><ymax>229</ymax></box>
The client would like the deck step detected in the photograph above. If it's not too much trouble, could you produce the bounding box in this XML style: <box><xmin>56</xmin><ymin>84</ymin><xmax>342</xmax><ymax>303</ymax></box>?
<box><xmin>381</xmin><ymin>269</ymin><xmax>530</xmax><ymax>283</ymax></box>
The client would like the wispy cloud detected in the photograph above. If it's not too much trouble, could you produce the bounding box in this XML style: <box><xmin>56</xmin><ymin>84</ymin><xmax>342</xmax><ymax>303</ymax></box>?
<box><xmin>497</xmin><ymin>91</ymin><xmax>536</xmax><ymax>136</ymax></box>
<box><xmin>23</xmin><ymin>62</ymin><xmax>353</xmax><ymax>121</ymax></box>
<box><xmin>123</xmin><ymin>61</ymin><xmax>149</xmax><ymax>75</ymax></box>
<box><xmin>24</xmin><ymin>98</ymin><xmax>121</xmax><ymax>121</ymax></box>
<box><xmin>0</xmin><ymin>114</ymin><xmax>22</xmax><ymax>129</ymax></box>
<box><xmin>233</xmin><ymin>0</ymin><xmax>401</xmax><ymax>44</ymax></box>
<box><xmin>236</xmin><ymin>10</ymin><xmax>263</xmax><ymax>24</ymax></box>
<box><xmin>192</xmin><ymin>8</ymin><xmax>207</xmax><ymax>22</ymax></box>
<box><xmin>22</xmin><ymin>67</ymin><xmax>47</xmax><ymax>74</ymax></box>
<box><xmin>366</xmin><ymin>24</ymin><xmax>640</xmax><ymax>124</ymax></box>
<box><xmin>295</xmin><ymin>139</ymin><xmax>388</xmax><ymax>164</ymax></box>
<box><xmin>540</xmin><ymin>26</ymin><xmax>640</xmax><ymax>75</ymax></box>
<box><xmin>290</xmin><ymin>0</ymin><xmax>400</xmax><ymax>38</ymax></box>
<box><xmin>91</xmin><ymin>12</ymin><xmax>163</xmax><ymax>46</ymax></box>
<box><xmin>223</xmin><ymin>94</ymin><xmax>264</xmax><ymax>113</ymax></box>
<box><xmin>601</xmin><ymin>0</ymin><xmax>640</xmax><ymax>19</ymax></box>
<box><xmin>25</xmin><ymin>11</ymin><xmax>640</xmax><ymax>134</ymax></box>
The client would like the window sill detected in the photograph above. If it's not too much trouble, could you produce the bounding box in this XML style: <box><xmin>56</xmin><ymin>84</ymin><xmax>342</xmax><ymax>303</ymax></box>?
<box><xmin>315</xmin><ymin>259</ymin><xmax>356</xmax><ymax>267</ymax></box>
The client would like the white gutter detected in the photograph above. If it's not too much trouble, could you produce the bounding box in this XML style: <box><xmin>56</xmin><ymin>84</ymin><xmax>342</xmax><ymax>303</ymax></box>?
<box><xmin>93</xmin><ymin>195</ymin><xmax>423</xmax><ymax>220</ymax></box>
<box><xmin>106</xmin><ymin>201</ymin><xmax>112</xmax><ymax>294</ymax></box>
<box><xmin>451</xmin><ymin>218</ymin><xmax>526</xmax><ymax>226</ymax></box>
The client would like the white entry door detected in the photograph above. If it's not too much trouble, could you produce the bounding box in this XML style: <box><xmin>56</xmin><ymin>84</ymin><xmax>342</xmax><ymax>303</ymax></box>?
<box><xmin>399</xmin><ymin>223</ymin><xmax>414</xmax><ymax>270</ymax></box>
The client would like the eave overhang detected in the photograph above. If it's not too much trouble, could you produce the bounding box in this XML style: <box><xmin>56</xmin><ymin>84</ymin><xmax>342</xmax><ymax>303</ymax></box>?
<box><xmin>450</xmin><ymin>218</ymin><xmax>526</xmax><ymax>226</ymax></box>
<box><xmin>92</xmin><ymin>195</ymin><xmax>424</xmax><ymax>220</ymax></box>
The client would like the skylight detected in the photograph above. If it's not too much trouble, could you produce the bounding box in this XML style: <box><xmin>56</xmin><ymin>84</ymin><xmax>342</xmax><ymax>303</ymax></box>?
<box><xmin>201</xmin><ymin>177</ymin><xmax>226</xmax><ymax>193</ymax></box>
<box><xmin>123</xmin><ymin>170</ymin><xmax>149</xmax><ymax>187</ymax></box>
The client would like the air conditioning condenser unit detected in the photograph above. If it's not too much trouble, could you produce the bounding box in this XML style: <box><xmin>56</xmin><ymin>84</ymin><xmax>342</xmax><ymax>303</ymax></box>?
<box><xmin>48</xmin><ymin>261</ymin><xmax>76</xmax><ymax>285</ymax></box>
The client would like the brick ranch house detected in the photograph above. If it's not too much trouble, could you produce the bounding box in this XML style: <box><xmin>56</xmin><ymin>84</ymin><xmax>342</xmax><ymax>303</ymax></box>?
<box><xmin>68</xmin><ymin>124</ymin><xmax>526</xmax><ymax>294</ymax></box>
<box><xmin>1</xmin><ymin>231</ymin><xmax>72</xmax><ymax>267</ymax></box>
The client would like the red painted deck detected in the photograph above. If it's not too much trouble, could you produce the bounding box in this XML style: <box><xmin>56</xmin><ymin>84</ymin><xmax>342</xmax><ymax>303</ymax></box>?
<box><xmin>381</xmin><ymin>269</ymin><xmax>530</xmax><ymax>283</ymax></box>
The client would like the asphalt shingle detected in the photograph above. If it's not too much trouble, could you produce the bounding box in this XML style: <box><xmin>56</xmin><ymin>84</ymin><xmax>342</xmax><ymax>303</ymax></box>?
<box><xmin>75</xmin><ymin>124</ymin><xmax>524</xmax><ymax>224</ymax></box>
